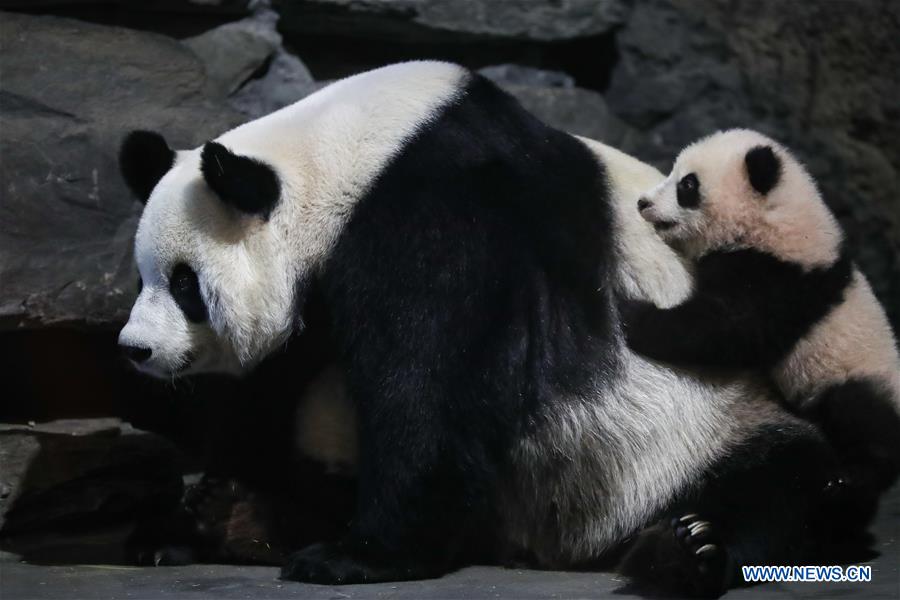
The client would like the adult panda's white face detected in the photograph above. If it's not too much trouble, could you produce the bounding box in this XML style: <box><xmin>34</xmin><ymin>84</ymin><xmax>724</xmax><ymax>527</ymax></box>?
<box><xmin>117</xmin><ymin>62</ymin><xmax>467</xmax><ymax>378</ymax></box>
<box><xmin>118</xmin><ymin>141</ymin><xmax>292</xmax><ymax>377</ymax></box>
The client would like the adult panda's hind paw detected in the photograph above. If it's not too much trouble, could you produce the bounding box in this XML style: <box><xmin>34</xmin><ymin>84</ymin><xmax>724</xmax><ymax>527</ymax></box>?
<box><xmin>618</xmin><ymin>513</ymin><xmax>732</xmax><ymax>598</ymax></box>
<box><xmin>281</xmin><ymin>540</ymin><xmax>439</xmax><ymax>585</ymax></box>
<box><xmin>672</xmin><ymin>514</ymin><xmax>728</xmax><ymax>588</ymax></box>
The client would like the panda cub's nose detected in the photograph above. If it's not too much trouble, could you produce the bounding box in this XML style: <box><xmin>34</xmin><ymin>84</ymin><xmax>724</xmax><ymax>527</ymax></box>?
<box><xmin>121</xmin><ymin>344</ymin><xmax>152</xmax><ymax>363</ymax></box>
<box><xmin>637</xmin><ymin>197</ymin><xmax>652</xmax><ymax>212</ymax></box>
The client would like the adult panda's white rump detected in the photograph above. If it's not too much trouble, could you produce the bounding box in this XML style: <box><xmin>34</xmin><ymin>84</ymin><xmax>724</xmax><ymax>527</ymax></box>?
<box><xmin>577</xmin><ymin>137</ymin><xmax>694</xmax><ymax>309</ymax></box>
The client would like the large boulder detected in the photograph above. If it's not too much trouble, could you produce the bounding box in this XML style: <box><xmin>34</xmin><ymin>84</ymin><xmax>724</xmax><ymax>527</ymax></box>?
<box><xmin>0</xmin><ymin>419</ymin><xmax>183</xmax><ymax>563</ymax></box>
<box><xmin>0</xmin><ymin>12</ymin><xmax>243</xmax><ymax>330</ymax></box>
<box><xmin>275</xmin><ymin>0</ymin><xmax>629</xmax><ymax>42</ymax></box>
<box><xmin>229</xmin><ymin>50</ymin><xmax>321</xmax><ymax>119</ymax></box>
<box><xmin>184</xmin><ymin>7</ymin><xmax>282</xmax><ymax>96</ymax></box>
<box><xmin>502</xmin><ymin>85</ymin><xmax>630</xmax><ymax>147</ymax></box>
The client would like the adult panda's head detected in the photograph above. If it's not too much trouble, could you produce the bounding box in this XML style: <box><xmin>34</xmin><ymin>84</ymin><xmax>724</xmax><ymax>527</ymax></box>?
<box><xmin>117</xmin><ymin>131</ymin><xmax>287</xmax><ymax>377</ymax></box>
<box><xmin>117</xmin><ymin>61</ymin><xmax>467</xmax><ymax>378</ymax></box>
<box><xmin>635</xmin><ymin>129</ymin><xmax>842</xmax><ymax>264</ymax></box>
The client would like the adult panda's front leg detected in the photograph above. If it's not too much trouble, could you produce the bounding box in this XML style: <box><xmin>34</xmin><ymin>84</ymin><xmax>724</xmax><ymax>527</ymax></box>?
<box><xmin>280</xmin><ymin>371</ymin><xmax>497</xmax><ymax>584</ymax></box>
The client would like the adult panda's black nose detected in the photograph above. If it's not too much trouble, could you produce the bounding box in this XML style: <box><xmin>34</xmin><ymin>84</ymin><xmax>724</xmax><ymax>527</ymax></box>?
<box><xmin>121</xmin><ymin>344</ymin><xmax>152</xmax><ymax>363</ymax></box>
<box><xmin>637</xmin><ymin>197</ymin><xmax>652</xmax><ymax>212</ymax></box>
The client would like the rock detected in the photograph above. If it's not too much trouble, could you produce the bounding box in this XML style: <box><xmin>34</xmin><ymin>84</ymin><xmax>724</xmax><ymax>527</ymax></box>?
<box><xmin>479</xmin><ymin>64</ymin><xmax>574</xmax><ymax>89</ymax></box>
<box><xmin>0</xmin><ymin>12</ymin><xmax>244</xmax><ymax>330</ymax></box>
<box><xmin>0</xmin><ymin>419</ymin><xmax>183</xmax><ymax>537</ymax></box>
<box><xmin>184</xmin><ymin>7</ymin><xmax>281</xmax><ymax>96</ymax></box>
<box><xmin>502</xmin><ymin>85</ymin><xmax>630</xmax><ymax>146</ymax></box>
<box><xmin>0</xmin><ymin>0</ymin><xmax>250</xmax><ymax>14</ymax></box>
<box><xmin>606</xmin><ymin>0</ymin><xmax>900</xmax><ymax>327</ymax></box>
<box><xmin>229</xmin><ymin>50</ymin><xmax>322</xmax><ymax>119</ymax></box>
<box><xmin>275</xmin><ymin>0</ymin><xmax>629</xmax><ymax>42</ymax></box>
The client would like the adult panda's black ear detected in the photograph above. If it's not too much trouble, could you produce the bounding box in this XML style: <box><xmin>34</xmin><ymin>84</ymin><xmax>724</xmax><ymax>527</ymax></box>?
<box><xmin>119</xmin><ymin>130</ymin><xmax>176</xmax><ymax>204</ymax></box>
<box><xmin>200</xmin><ymin>141</ymin><xmax>280</xmax><ymax>219</ymax></box>
<box><xmin>745</xmin><ymin>145</ymin><xmax>781</xmax><ymax>196</ymax></box>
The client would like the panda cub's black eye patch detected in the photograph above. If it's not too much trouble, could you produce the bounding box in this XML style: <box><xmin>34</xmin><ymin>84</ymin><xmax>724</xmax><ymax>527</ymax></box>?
<box><xmin>677</xmin><ymin>173</ymin><xmax>701</xmax><ymax>208</ymax></box>
<box><xmin>169</xmin><ymin>263</ymin><xmax>207</xmax><ymax>323</ymax></box>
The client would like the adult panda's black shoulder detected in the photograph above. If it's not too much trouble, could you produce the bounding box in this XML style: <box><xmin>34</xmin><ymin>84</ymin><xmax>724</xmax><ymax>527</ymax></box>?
<box><xmin>118</xmin><ymin>64</ymin><xmax>860</xmax><ymax>597</ymax></box>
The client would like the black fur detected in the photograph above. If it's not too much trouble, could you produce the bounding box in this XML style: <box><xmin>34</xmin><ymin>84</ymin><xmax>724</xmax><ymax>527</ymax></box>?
<box><xmin>811</xmin><ymin>379</ymin><xmax>900</xmax><ymax>497</ymax></box>
<box><xmin>745</xmin><ymin>145</ymin><xmax>781</xmax><ymax>195</ymax></box>
<box><xmin>619</xmin><ymin>247</ymin><xmax>853</xmax><ymax>368</ymax></box>
<box><xmin>281</xmin><ymin>73</ymin><xmax>617</xmax><ymax>584</ymax></box>
<box><xmin>620</xmin><ymin>420</ymin><xmax>856</xmax><ymax>598</ymax></box>
<box><xmin>677</xmin><ymin>173</ymin><xmax>701</xmax><ymax>208</ymax></box>
<box><xmin>169</xmin><ymin>263</ymin><xmax>207</xmax><ymax>323</ymax></box>
<box><xmin>200</xmin><ymin>141</ymin><xmax>281</xmax><ymax>219</ymax></box>
<box><xmin>119</xmin><ymin>130</ymin><xmax>175</xmax><ymax>203</ymax></box>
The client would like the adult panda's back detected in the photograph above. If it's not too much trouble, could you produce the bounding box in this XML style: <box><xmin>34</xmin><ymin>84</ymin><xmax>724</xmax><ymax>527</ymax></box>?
<box><xmin>318</xmin><ymin>73</ymin><xmax>623</xmax><ymax>454</ymax></box>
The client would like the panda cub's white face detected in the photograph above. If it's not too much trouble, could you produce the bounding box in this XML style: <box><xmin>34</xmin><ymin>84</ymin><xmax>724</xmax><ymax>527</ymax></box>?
<box><xmin>636</xmin><ymin>129</ymin><xmax>786</xmax><ymax>259</ymax></box>
<box><xmin>635</xmin><ymin>128</ymin><xmax>843</xmax><ymax>265</ymax></box>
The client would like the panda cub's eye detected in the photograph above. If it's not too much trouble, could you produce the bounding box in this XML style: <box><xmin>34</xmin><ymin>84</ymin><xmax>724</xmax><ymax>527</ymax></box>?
<box><xmin>677</xmin><ymin>173</ymin><xmax>701</xmax><ymax>208</ymax></box>
<box><xmin>169</xmin><ymin>263</ymin><xmax>207</xmax><ymax>323</ymax></box>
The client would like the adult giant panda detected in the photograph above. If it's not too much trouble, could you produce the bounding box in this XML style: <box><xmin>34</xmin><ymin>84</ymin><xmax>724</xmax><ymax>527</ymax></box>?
<box><xmin>118</xmin><ymin>62</ymin><xmax>854</xmax><ymax>597</ymax></box>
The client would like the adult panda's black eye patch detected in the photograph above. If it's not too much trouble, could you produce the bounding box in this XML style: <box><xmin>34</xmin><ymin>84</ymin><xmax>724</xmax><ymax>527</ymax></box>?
<box><xmin>170</xmin><ymin>263</ymin><xmax>207</xmax><ymax>323</ymax></box>
<box><xmin>677</xmin><ymin>173</ymin><xmax>701</xmax><ymax>208</ymax></box>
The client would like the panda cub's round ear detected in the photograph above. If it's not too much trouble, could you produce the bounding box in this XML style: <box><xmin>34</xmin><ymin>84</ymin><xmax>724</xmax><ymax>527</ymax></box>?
<box><xmin>200</xmin><ymin>141</ymin><xmax>281</xmax><ymax>220</ymax></box>
<box><xmin>744</xmin><ymin>145</ymin><xmax>782</xmax><ymax>196</ymax></box>
<box><xmin>119</xmin><ymin>130</ymin><xmax>176</xmax><ymax>204</ymax></box>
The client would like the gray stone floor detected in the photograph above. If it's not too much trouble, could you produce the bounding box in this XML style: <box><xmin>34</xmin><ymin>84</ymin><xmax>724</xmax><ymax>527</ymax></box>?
<box><xmin>2</xmin><ymin>483</ymin><xmax>898</xmax><ymax>599</ymax></box>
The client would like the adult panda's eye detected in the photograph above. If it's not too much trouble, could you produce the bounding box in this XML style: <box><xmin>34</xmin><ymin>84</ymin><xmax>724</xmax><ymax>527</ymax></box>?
<box><xmin>169</xmin><ymin>263</ymin><xmax>207</xmax><ymax>323</ymax></box>
<box><xmin>677</xmin><ymin>173</ymin><xmax>701</xmax><ymax>208</ymax></box>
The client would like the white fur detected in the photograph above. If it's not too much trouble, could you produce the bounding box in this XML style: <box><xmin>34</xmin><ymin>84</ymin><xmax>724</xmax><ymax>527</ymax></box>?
<box><xmin>640</xmin><ymin>129</ymin><xmax>843</xmax><ymax>268</ymax></box>
<box><xmin>119</xmin><ymin>61</ymin><xmax>467</xmax><ymax>377</ymax></box>
<box><xmin>295</xmin><ymin>365</ymin><xmax>357</xmax><ymax>474</ymax></box>
<box><xmin>503</xmin><ymin>352</ymin><xmax>784</xmax><ymax>565</ymax></box>
<box><xmin>578</xmin><ymin>137</ymin><xmax>694</xmax><ymax>308</ymax></box>
<box><xmin>776</xmin><ymin>270</ymin><xmax>900</xmax><ymax>411</ymax></box>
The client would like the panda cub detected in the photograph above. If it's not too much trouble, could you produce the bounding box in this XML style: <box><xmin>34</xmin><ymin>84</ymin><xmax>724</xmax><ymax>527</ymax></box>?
<box><xmin>621</xmin><ymin>128</ymin><xmax>900</xmax><ymax>501</ymax></box>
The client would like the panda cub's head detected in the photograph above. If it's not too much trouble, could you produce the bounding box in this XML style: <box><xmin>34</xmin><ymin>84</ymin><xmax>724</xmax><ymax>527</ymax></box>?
<box><xmin>636</xmin><ymin>129</ymin><xmax>835</xmax><ymax>260</ymax></box>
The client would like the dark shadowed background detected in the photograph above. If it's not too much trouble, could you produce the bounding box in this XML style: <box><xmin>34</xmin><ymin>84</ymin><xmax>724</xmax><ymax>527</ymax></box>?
<box><xmin>1</xmin><ymin>0</ymin><xmax>899</xmax><ymax>547</ymax></box>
